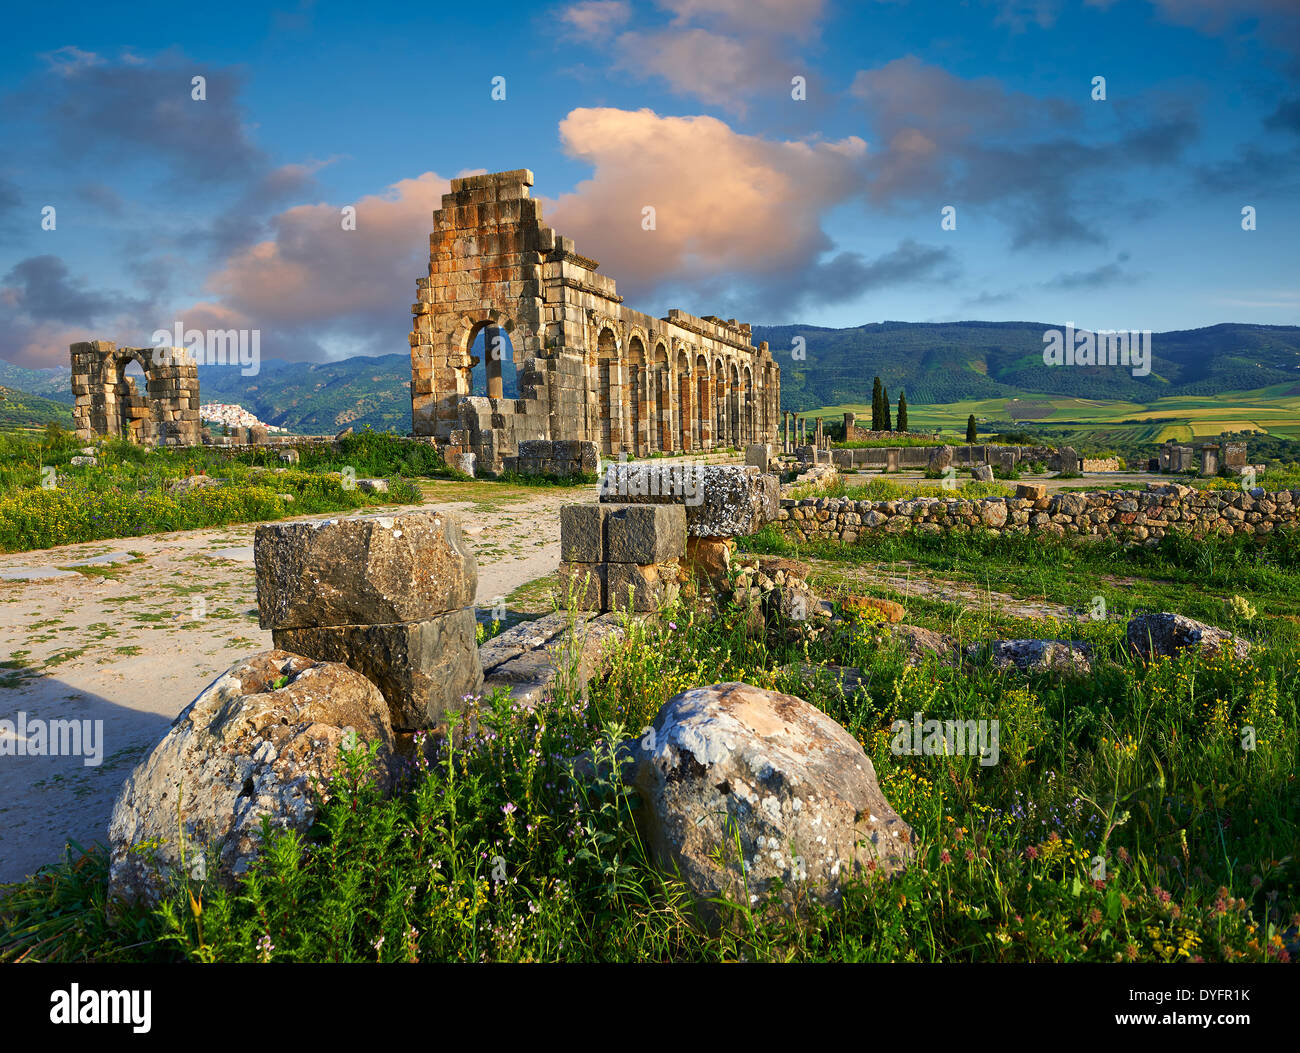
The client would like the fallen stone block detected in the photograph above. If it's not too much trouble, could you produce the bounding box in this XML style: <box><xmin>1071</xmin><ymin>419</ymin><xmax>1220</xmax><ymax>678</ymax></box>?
<box><xmin>1126</xmin><ymin>612</ymin><xmax>1251</xmax><ymax>661</ymax></box>
<box><xmin>1015</xmin><ymin>483</ymin><xmax>1046</xmax><ymax>499</ymax></box>
<box><xmin>971</xmin><ymin>464</ymin><xmax>994</xmax><ymax>483</ymax></box>
<box><xmin>685</xmin><ymin>536</ymin><xmax>733</xmax><ymax>588</ymax></box>
<box><xmin>599</xmin><ymin>463</ymin><xmax>779</xmax><ymax>537</ymax></box>
<box><xmin>271</xmin><ymin>608</ymin><xmax>483</xmax><ymax>729</ymax></box>
<box><xmin>480</xmin><ymin>611</ymin><xmax>627</xmax><ymax>708</ymax></box>
<box><xmin>255</xmin><ymin>511</ymin><xmax>477</xmax><ymax>630</ymax></box>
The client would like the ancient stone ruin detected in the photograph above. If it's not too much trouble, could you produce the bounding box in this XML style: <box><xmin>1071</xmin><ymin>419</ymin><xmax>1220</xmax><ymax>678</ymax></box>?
<box><xmin>409</xmin><ymin>169</ymin><xmax>781</xmax><ymax>475</ymax></box>
<box><xmin>71</xmin><ymin>340</ymin><xmax>202</xmax><ymax>446</ymax></box>
<box><xmin>558</xmin><ymin>463</ymin><xmax>780</xmax><ymax>612</ymax></box>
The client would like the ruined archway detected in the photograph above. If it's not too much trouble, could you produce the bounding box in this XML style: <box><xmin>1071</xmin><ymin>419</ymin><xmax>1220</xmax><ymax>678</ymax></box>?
<box><xmin>653</xmin><ymin>342</ymin><xmax>669</xmax><ymax>452</ymax></box>
<box><xmin>71</xmin><ymin>341</ymin><xmax>201</xmax><ymax>446</ymax></box>
<box><xmin>596</xmin><ymin>326</ymin><xmax>619</xmax><ymax>456</ymax></box>
<box><xmin>626</xmin><ymin>335</ymin><xmax>646</xmax><ymax>454</ymax></box>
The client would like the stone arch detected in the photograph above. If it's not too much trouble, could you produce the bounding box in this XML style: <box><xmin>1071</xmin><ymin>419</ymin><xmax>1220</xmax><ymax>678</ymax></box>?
<box><xmin>696</xmin><ymin>352</ymin><xmax>711</xmax><ymax>451</ymax></box>
<box><xmin>728</xmin><ymin>360</ymin><xmax>741</xmax><ymax>449</ymax></box>
<box><xmin>451</xmin><ymin>309</ymin><xmax>519</xmax><ymax>404</ymax></box>
<box><xmin>676</xmin><ymin>348</ymin><xmax>692</xmax><ymax>452</ymax></box>
<box><xmin>626</xmin><ymin>334</ymin><xmax>647</xmax><ymax>454</ymax></box>
<box><xmin>743</xmin><ymin>363</ymin><xmax>754</xmax><ymax>445</ymax></box>
<box><xmin>595</xmin><ymin>324</ymin><xmax>620</xmax><ymax>455</ymax></box>
<box><xmin>101</xmin><ymin>347</ymin><xmax>156</xmax><ymax>442</ymax></box>
<box><xmin>653</xmin><ymin>341</ymin><xmax>670</xmax><ymax>452</ymax></box>
<box><xmin>713</xmin><ymin>356</ymin><xmax>727</xmax><ymax>449</ymax></box>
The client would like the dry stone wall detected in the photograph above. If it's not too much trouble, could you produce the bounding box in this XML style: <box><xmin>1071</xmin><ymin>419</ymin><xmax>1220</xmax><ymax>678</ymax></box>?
<box><xmin>829</xmin><ymin>444</ymin><xmax>1062</xmax><ymax>471</ymax></box>
<box><xmin>778</xmin><ymin>483</ymin><xmax>1299</xmax><ymax>546</ymax></box>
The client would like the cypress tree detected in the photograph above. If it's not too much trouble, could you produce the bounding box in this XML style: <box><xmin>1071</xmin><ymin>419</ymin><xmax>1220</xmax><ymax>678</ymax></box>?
<box><xmin>897</xmin><ymin>391</ymin><xmax>908</xmax><ymax>432</ymax></box>
<box><xmin>966</xmin><ymin>414</ymin><xmax>977</xmax><ymax>443</ymax></box>
<box><xmin>882</xmin><ymin>385</ymin><xmax>892</xmax><ymax>431</ymax></box>
<box><xmin>871</xmin><ymin>376</ymin><xmax>883</xmax><ymax>431</ymax></box>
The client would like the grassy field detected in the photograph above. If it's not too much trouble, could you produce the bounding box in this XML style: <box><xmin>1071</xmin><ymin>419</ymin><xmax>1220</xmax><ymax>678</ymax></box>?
<box><xmin>805</xmin><ymin>382</ymin><xmax>1300</xmax><ymax>447</ymax></box>
<box><xmin>0</xmin><ymin>429</ymin><xmax>442</xmax><ymax>552</ymax></box>
<box><xmin>2</xmin><ymin>522</ymin><xmax>1296</xmax><ymax>962</ymax></box>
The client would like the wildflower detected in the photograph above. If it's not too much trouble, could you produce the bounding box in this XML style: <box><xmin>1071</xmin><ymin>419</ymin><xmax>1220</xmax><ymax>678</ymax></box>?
<box><xmin>502</xmin><ymin>802</ymin><xmax>517</xmax><ymax>816</ymax></box>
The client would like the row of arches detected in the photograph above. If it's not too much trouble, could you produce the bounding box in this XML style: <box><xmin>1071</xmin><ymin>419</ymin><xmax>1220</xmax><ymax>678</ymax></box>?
<box><xmin>592</xmin><ymin>326</ymin><xmax>770</xmax><ymax>457</ymax></box>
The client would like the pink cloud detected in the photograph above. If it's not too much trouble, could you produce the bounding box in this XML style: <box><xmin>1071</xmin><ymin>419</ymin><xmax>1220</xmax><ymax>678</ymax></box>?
<box><xmin>547</xmin><ymin>107</ymin><xmax>866</xmax><ymax>298</ymax></box>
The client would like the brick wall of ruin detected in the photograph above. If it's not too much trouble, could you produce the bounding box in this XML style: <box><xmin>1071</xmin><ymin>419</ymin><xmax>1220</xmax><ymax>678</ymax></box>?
<box><xmin>71</xmin><ymin>341</ymin><xmax>201</xmax><ymax>446</ymax></box>
<box><xmin>409</xmin><ymin>169</ymin><xmax>780</xmax><ymax>474</ymax></box>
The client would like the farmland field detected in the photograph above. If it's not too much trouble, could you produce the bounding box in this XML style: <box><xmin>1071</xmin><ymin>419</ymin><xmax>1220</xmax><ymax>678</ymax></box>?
<box><xmin>806</xmin><ymin>383</ymin><xmax>1300</xmax><ymax>453</ymax></box>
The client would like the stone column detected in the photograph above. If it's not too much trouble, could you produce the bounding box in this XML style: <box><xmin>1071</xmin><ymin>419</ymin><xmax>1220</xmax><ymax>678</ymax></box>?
<box><xmin>1200</xmin><ymin>444</ymin><xmax>1219</xmax><ymax>476</ymax></box>
<box><xmin>484</xmin><ymin>325</ymin><xmax>504</xmax><ymax>399</ymax></box>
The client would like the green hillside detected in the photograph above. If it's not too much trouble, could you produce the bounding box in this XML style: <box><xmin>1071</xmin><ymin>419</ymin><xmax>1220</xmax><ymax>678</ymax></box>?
<box><xmin>4</xmin><ymin>321</ymin><xmax>1299</xmax><ymax>435</ymax></box>
<box><xmin>753</xmin><ymin>321</ymin><xmax>1300</xmax><ymax>411</ymax></box>
<box><xmin>0</xmin><ymin>386</ymin><xmax>74</xmax><ymax>431</ymax></box>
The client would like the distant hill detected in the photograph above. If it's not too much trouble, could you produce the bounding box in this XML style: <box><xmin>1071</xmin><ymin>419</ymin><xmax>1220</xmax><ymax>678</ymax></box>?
<box><xmin>2</xmin><ymin>321</ymin><xmax>1298</xmax><ymax>430</ymax></box>
<box><xmin>0</xmin><ymin>386</ymin><xmax>74</xmax><ymax>430</ymax></box>
<box><xmin>752</xmin><ymin>321</ymin><xmax>1300</xmax><ymax>412</ymax></box>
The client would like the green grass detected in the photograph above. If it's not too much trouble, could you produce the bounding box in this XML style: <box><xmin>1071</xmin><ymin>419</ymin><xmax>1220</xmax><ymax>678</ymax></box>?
<box><xmin>2</xmin><ymin>534</ymin><xmax>1296</xmax><ymax>962</ymax></box>
<box><xmin>0</xmin><ymin>429</ymin><xmax>426</xmax><ymax>552</ymax></box>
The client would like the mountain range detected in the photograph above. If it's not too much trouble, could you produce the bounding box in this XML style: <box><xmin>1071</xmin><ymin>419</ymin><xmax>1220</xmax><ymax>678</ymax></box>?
<box><xmin>2</xmin><ymin>321</ymin><xmax>1298</xmax><ymax>433</ymax></box>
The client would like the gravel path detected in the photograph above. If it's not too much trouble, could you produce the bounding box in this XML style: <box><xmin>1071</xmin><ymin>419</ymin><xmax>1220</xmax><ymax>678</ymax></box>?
<box><xmin>0</xmin><ymin>480</ymin><xmax>587</xmax><ymax>882</ymax></box>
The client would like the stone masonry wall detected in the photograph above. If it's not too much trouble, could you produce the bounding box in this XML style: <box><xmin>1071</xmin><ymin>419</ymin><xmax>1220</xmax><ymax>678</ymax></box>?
<box><xmin>830</xmin><ymin>444</ymin><xmax>1060</xmax><ymax>471</ymax></box>
<box><xmin>71</xmin><ymin>340</ymin><xmax>201</xmax><ymax>447</ymax></box>
<box><xmin>410</xmin><ymin>170</ymin><xmax>780</xmax><ymax>475</ymax></box>
<box><xmin>777</xmin><ymin>483</ymin><xmax>1299</xmax><ymax>547</ymax></box>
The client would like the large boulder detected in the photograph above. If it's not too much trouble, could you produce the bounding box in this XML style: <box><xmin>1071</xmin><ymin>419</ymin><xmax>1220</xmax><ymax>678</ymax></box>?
<box><xmin>255</xmin><ymin>511</ymin><xmax>477</xmax><ymax>629</ymax></box>
<box><xmin>108</xmin><ymin>651</ymin><xmax>394</xmax><ymax>906</ymax></box>
<box><xmin>1126</xmin><ymin>613</ymin><xmax>1251</xmax><ymax>661</ymax></box>
<box><xmin>975</xmin><ymin>639</ymin><xmax>1093</xmax><ymax>676</ymax></box>
<box><xmin>627</xmin><ymin>682</ymin><xmax>914</xmax><ymax>922</ymax></box>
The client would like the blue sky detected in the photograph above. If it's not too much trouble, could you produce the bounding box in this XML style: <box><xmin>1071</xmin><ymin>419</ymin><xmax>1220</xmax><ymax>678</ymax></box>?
<box><xmin>1</xmin><ymin>0</ymin><xmax>1297</xmax><ymax>367</ymax></box>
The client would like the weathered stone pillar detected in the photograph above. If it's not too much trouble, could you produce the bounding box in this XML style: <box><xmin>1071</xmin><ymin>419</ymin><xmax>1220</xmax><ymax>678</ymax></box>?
<box><xmin>484</xmin><ymin>325</ymin><xmax>504</xmax><ymax>399</ymax></box>
<box><xmin>256</xmin><ymin>511</ymin><xmax>482</xmax><ymax>731</ymax></box>
<box><xmin>1200</xmin><ymin>444</ymin><xmax>1219</xmax><ymax>476</ymax></box>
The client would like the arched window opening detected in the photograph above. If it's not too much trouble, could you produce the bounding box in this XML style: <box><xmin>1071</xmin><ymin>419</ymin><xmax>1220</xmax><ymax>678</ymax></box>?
<box><xmin>469</xmin><ymin>325</ymin><xmax>517</xmax><ymax>399</ymax></box>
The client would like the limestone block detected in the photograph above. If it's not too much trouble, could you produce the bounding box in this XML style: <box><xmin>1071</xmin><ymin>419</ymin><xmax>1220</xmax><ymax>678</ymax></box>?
<box><xmin>604</xmin><ymin>503</ymin><xmax>687</xmax><ymax>564</ymax></box>
<box><xmin>560</xmin><ymin>504</ymin><xmax>609</xmax><ymax>563</ymax></box>
<box><xmin>557</xmin><ymin>562</ymin><xmax>605</xmax><ymax>610</ymax></box>
<box><xmin>606</xmin><ymin>562</ymin><xmax>679</xmax><ymax>612</ymax></box>
<box><xmin>272</xmin><ymin>608</ymin><xmax>483</xmax><ymax>729</ymax></box>
<box><xmin>255</xmin><ymin>510</ymin><xmax>477</xmax><ymax>629</ymax></box>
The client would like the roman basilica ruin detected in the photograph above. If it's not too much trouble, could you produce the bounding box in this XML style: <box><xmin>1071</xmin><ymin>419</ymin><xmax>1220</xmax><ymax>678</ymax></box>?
<box><xmin>409</xmin><ymin>169</ymin><xmax>781</xmax><ymax>474</ymax></box>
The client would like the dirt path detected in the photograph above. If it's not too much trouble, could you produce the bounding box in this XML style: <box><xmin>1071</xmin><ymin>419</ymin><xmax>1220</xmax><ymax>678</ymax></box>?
<box><xmin>0</xmin><ymin>480</ymin><xmax>588</xmax><ymax>882</ymax></box>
